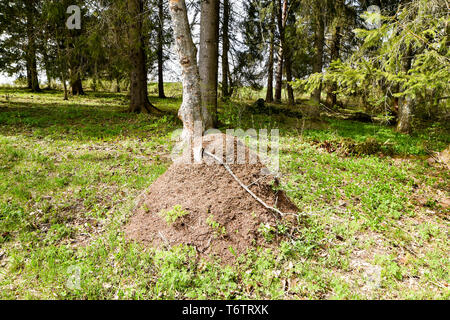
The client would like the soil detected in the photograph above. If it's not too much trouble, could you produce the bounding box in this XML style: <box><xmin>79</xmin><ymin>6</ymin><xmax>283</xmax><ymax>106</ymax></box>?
<box><xmin>427</xmin><ymin>145</ymin><xmax>450</xmax><ymax>170</ymax></box>
<box><xmin>124</xmin><ymin>133</ymin><xmax>298</xmax><ymax>262</ymax></box>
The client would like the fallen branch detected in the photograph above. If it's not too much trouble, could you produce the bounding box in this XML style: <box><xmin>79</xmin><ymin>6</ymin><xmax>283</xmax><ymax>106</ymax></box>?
<box><xmin>202</xmin><ymin>149</ymin><xmax>286</xmax><ymax>218</ymax></box>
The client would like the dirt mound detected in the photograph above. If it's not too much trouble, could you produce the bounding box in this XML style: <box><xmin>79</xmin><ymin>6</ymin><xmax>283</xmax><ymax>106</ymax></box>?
<box><xmin>124</xmin><ymin>134</ymin><xmax>298</xmax><ymax>262</ymax></box>
<box><xmin>427</xmin><ymin>145</ymin><xmax>450</xmax><ymax>170</ymax></box>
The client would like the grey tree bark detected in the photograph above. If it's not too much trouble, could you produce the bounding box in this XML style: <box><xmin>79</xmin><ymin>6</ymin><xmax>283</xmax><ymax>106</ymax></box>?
<box><xmin>199</xmin><ymin>0</ymin><xmax>219</xmax><ymax>128</ymax></box>
<box><xmin>25</xmin><ymin>0</ymin><xmax>41</xmax><ymax>93</ymax></box>
<box><xmin>274</xmin><ymin>0</ymin><xmax>287</xmax><ymax>102</ymax></box>
<box><xmin>310</xmin><ymin>0</ymin><xmax>325</xmax><ymax>118</ymax></box>
<box><xmin>127</xmin><ymin>0</ymin><xmax>159</xmax><ymax>113</ymax></box>
<box><xmin>265</xmin><ymin>2</ymin><xmax>275</xmax><ymax>103</ymax></box>
<box><xmin>157</xmin><ymin>0</ymin><xmax>166</xmax><ymax>98</ymax></box>
<box><xmin>168</xmin><ymin>0</ymin><xmax>210</xmax><ymax>142</ymax></box>
<box><xmin>396</xmin><ymin>46</ymin><xmax>414</xmax><ymax>133</ymax></box>
<box><xmin>285</xmin><ymin>47</ymin><xmax>295</xmax><ymax>105</ymax></box>
<box><xmin>326</xmin><ymin>25</ymin><xmax>341</xmax><ymax>108</ymax></box>
<box><xmin>221</xmin><ymin>0</ymin><xmax>231</xmax><ymax>99</ymax></box>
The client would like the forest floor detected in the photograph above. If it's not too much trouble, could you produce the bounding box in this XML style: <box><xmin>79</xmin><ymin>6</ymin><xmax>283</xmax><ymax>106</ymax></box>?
<box><xmin>0</xmin><ymin>86</ymin><xmax>448</xmax><ymax>299</ymax></box>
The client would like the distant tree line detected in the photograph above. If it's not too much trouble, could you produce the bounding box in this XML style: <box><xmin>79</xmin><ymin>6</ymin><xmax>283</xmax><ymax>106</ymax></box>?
<box><xmin>0</xmin><ymin>0</ymin><xmax>448</xmax><ymax>133</ymax></box>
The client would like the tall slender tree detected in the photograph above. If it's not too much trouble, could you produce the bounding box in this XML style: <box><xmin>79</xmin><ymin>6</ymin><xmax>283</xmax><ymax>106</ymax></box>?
<box><xmin>221</xmin><ymin>0</ymin><xmax>231</xmax><ymax>99</ymax></box>
<box><xmin>325</xmin><ymin>0</ymin><xmax>345</xmax><ymax>108</ymax></box>
<box><xmin>127</xmin><ymin>0</ymin><xmax>159</xmax><ymax>113</ymax></box>
<box><xmin>310</xmin><ymin>0</ymin><xmax>325</xmax><ymax>116</ymax></box>
<box><xmin>157</xmin><ymin>0</ymin><xmax>166</xmax><ymax>98</ymax></box>
<box><xmin>265</xmin><ymin>0</ymin><xmax>276</xmax><ymax>103</ymax></box>
<box><xmin>274</xmin><ymin>0</ymin><xmax>287</xmax><ymax>102</ymax></box>
<box><xmin>25</xmin><ymin>0</ymin><xmax>41</xmax><ymax>92</ymax></box>
<box><xmin>199</xmin><ymin>0</ymin><xmax>219</xmax><ymax>128</ymax></box>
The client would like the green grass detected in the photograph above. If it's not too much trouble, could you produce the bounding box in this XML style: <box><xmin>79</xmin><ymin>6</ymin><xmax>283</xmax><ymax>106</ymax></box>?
<box><xmin>0</xmin><ymin>86</ymin><xmax>448</xmax><ymax>299</ymax></box>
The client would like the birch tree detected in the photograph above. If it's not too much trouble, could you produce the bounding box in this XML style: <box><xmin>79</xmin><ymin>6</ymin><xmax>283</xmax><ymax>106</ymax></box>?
<box><xmin>168</xmin><ymin>0</ymin><xmax>211</xmax><ymax>145</ymax></box>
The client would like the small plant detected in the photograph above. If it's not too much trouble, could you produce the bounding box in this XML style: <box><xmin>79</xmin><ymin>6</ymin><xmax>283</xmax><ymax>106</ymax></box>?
<box><xmin>258</xmin><ymin>223</ymin><xmax>276</xmax><ymax>242</ymax></box>
<box><xmin>159</xmin><ymin>205</ymin><xmax>189</xmax><ymax>225</ymax></box>
<box><xmin>206</xmin><ymin>214</ymin><xmax>226</xmax><ymax>237</ymax></box>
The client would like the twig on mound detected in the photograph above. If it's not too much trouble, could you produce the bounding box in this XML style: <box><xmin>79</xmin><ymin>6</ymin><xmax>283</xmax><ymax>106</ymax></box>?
<box><xmin>202</xmin><ymin>150</ymin><xmax>286</xmax><ymax>219</ymax></box>
<box><xmin>158</xmin><ymin>231</ymin><xmax>170</xmax><ymax>248</ymax></box>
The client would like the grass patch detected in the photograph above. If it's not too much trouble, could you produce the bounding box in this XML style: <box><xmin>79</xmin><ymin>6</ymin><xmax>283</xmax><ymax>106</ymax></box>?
<box><xmin>0</xmin><ymin>87</ymin><xmax>448</xmax><ymax>299</ymax></box>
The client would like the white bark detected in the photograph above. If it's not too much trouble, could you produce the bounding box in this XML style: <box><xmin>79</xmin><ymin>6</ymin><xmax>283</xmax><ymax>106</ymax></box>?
<box><xmin>168</xmin><ymin>0</ymin><xmax>210</xmax><ymax>143</ymax></box>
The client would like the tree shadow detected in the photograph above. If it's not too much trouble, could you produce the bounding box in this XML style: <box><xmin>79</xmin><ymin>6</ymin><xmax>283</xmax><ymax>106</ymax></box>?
<box><xmin>0</xmin><ymin>99</ymin><xmax>181</xmax><ymax>141</ymax></box>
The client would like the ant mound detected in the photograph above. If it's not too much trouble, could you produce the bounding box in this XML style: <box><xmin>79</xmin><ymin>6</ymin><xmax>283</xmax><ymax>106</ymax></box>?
<box><xmin>124</xmin><ymin>133</ymin><xmax>298</xmax><ymax>262</ymax></box>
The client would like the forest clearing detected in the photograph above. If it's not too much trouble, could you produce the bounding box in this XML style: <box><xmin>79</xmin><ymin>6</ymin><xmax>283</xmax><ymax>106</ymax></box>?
<box><xmin>0</xmin><ymin>0</ymin><xmax>449</xmax><ymax>302</ymax></box>
<box><xmin>0</xmin><ymin>85</ymin><xmax>448</xmax><ymax>299</ymax></box>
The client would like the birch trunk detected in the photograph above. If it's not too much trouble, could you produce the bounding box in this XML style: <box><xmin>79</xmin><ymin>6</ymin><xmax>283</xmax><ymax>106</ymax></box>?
<box><xmin>168</xmin><ymin>0</ymin><xmax>208</xmax><ymax>143</ymax></box>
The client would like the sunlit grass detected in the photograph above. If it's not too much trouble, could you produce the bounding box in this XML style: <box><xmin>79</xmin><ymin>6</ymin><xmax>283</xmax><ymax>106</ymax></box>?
<box><xmin>0</xmin><ymin>86</ymin><xmax>448</xmax><ymax>299</ymax></box>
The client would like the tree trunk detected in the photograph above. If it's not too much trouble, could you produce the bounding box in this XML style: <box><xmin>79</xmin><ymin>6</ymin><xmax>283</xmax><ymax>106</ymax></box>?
<box><xmin>396</xmin><ymin>46</ymin><xmax>414</xmax><ymax>133</ymax></box>
<box><xmin>221</xmin><ymin>0</ymin><xmax>231</xmax><ymax>99</ymax></box>
<box><xmin>63</xmin><ymin>80</ymin><xmax>68</xmax><ymax>101</ymax></box>
<box><xmin>116</xmin><ymin>78</ymin><xmax>121</xmax><ymax>93</ymax></box>
<box><xmin>285</xmin><ymin>49</ymin><xmax>295</xmax><ymax>105</ymax></box>
<box><xmin>326</xmin><ymin>25</ymin><xmax>341</xmax><ymax>108</ymax></box>
<box><xmin>265</xmin><ymin>2</ymin><xmax>275</xmax><ymax>103</ymax></box>
<box><xmin>274</xmin><ymin>0</ymin><xmax>287</xmax><ymax>102</ymax></box>
<box><xmin>127</xmin><ymin>0</ymin><xmax>159</xmax><ymax>113</ymax></box>
<box><xmin>55</xmin><ymin>29</ymin><xmax>68</xmax><ymax>100</ymax></box>
<box><xmin>71</xmin><ymin>77</ymin><xmax>85</xmax><ymax>95</ymax></box>
<box><xmin>397</xmin><ymin>96</ymin><xmax>413</xmax><ymax>133</ymax></box>
<box><xmin>168</xmin><ymin>0</ymin><xmax>209</xmax><ymax>143</ymax></box>
<box><xmin>26</xmin><ymin>63</ymin><xmax>32</xmax><ymax>89</ymax></box>
<box><xmin>25</xmin><ymin>1</ymin><xmax>41</xmax><ymax>93</ymax></box>
<box><xmin>157</xmin><ymin>0</ymin><xmax>166</xmax><ymax>98</ymax></box>
<box><xmin>326</xmin><ymin>0</ymin><xmax>344</xmax><ymax>108</ymax></box>
<box><xmin>199</xmin><ymin>0</ymin><xmax>219</xmax><ymax>128</ymax></box>
<box><xmin>310</xmin><ymin>1</ymin><xmax>325</xmax><ymax>117</ymax></box>
<box><xmin>92</xmin><ymin>61</ymin><xmax>98</xmax><ymax>92</ymax></box>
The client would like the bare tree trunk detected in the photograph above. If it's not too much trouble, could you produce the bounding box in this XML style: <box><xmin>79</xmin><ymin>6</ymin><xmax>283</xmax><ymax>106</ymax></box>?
<box><xmin>326</xmin><ymin>0</ymin><xmax>344</xmax><ymax>108</ymax></box>
<box><xmin>397</xmin><ymin>96</ymin><xmax>413</xmax><ymax>133</ymax></box>
<box><xmin>310</xmin><ymin>1</ymin><xmax>324</xmax><ymax>117</ymax></box>
<box><xmin>396</xmin><ymin>46</ymin><xmax>414</xmax><ymax>133</ymax></box>
<box><xmin>127</xmin><ymin>0</ymin><xmax>159</xmax><ymax>113</ymax></box>
<box><xmin>221</xmin><ymin>0</ymin><xmax>231</xmax><ymax>99</ymax></box>
<box><xmin>285</xmin><ymin>49</ymin><xmax>295</xmax><ymax>105</ymax></box>
<box><xmin>168</xmin><ymin>0</ymin><xmax>209</xmax><ymax>142</ymax></box>
<box><xmin>274</xmin><ymin>0</ymin><xmax>287</xmax><ymax>102</ymax></box>
<box><xmin>326</xmin><ymin>25</ymin><xmax>341</xmax><ymax>108</ymax></box>
<box><xmin>71</xmin><ymin>77</ymin><xmax>85</xmax><ymax>95</ymax></box>
<box><xmin>199</xmin><ymin>0</ymin><xmax>219</xmax><ymax>128</ymax></box>
<box><xmin>92</xmin><ymin>61</ymin><xmax>98</xmax><ymax>92</ymax></box>
<box><xmin>63</xmin><ymin>80</ymin><xmax>68</xmax><ymax>101</ymax></box>
<box><xmin>157</xmin><ymin>0</ymin><xmax>166</xmax><ymax>98</ymax></box>
<box><xmin>116</xmin><ymin>78</ymin><xmax>121</xmax><ymax>93</ymax></box>
<box><xmin>55</xmin><ymin>28</ymin><xmax>68</xmax><ymax>100</ymax></box>
<box><xmin>26</xmin><ymin>63</ymin><xmax>32</xmax><ymax>89</ymax></box>
<box><xmin>25</xmin><ymin>0</ymin><xmax>41</xmax><ymax>93</ymax></box>
<box><xmin>265</xmin><ymin>2</ymin><xmax>275</xmax><ymax>103</ymax></box>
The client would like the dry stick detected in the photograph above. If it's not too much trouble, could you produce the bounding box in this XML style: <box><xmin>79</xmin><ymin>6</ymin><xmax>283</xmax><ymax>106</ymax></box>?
<box><xmin>158</xmin><ymin>231</ymin><xmax>170</xmax><ymax>249</ymax></box>
<box><xmin>202</xmin><ymin>150</ymin><xmax>286</xmax><ymax>218</ymax></box>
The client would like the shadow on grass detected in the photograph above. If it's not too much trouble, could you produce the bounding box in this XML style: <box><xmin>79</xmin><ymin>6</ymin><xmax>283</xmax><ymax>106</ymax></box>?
<box><xmin>0</xmin><ymin>99</ymin><xmax>181</xmax><ymax>141</ymax></box>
